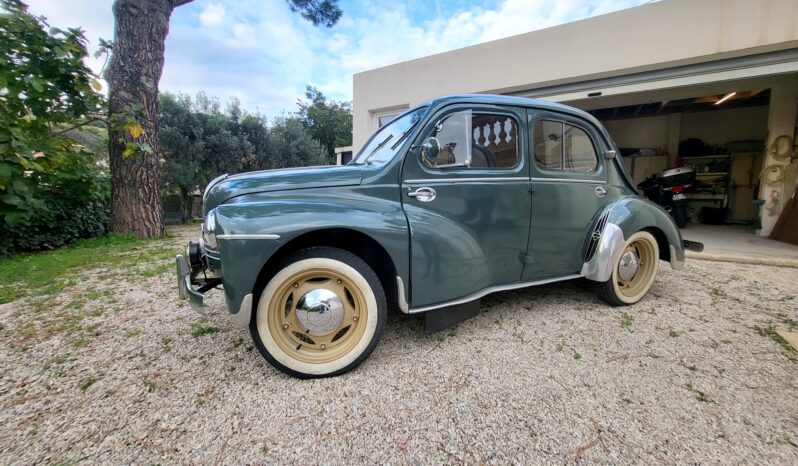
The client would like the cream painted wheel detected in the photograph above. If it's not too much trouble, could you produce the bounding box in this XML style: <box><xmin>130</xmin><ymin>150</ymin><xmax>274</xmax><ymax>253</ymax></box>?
<box><xmin>596</xmin><ymin>231</ymin><xmax>659</xmax><ymax>306</ymax></box>
<box><xmin>251</xmin><ymin>247</ymin><xmax>385</xmax><ymax>378</ymax></box>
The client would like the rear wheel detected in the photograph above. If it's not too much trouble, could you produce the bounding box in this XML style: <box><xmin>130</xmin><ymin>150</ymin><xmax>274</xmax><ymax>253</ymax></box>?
<box><xmin>250</xmin><ymin>247</ymin><xmax>386</xmax><ymax>378</ymax></box>
<box><xmin>596</xmin><ymin>231</ymin><xmax>659</xmax><ymax>306</ymax></box>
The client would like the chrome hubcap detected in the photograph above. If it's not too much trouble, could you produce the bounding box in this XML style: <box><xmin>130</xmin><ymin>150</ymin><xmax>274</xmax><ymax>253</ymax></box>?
<box><xmin>295</xmin><ymin>289</ymin><xmax>345</xmax><ymax>336</ymax></box>
<box><xmin>618</xmin><ymin>250</ymin><xmax>640</xmax><ymax>281</ymax></box>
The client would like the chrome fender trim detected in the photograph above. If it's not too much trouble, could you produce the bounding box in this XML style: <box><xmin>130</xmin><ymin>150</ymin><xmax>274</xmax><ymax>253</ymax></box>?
<box><xmin>396</xmin><ymin>276</ymin><xmax>410</xmax><ymax>314</ymax></box>
<box><xmin>580</xmin><ymin>222</ymin><xmax>626</xmax><ymax>283</ymax></box>
<box><xmin>231</xmin><ymin>293</ymin><xmax>253</xmax><ymax>329</ymax></box>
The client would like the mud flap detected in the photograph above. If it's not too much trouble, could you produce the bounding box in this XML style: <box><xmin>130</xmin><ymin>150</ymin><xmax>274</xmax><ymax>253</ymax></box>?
<box><xmin>424</xmin><ymin>299</ymin><xmax>481</xmax><ymax>332</ymax></box>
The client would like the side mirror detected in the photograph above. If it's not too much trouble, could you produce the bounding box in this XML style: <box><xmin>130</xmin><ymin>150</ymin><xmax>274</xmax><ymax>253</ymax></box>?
<box><xmin>605</xmin><ymin>149</ymin><xmax>617</xmax><ymax>160</ymax></box>
<box><xmin>421</xmin><ymin>137</ymin><xmax>440</xmax><ymax>164</ymax></box>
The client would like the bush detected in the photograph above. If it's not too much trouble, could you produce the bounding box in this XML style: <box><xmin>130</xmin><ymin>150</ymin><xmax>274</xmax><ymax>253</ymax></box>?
<box><xmin>0</xmin><ymin>180</ymin><xmax>110</xmax><ymax>257</ymax></box>
<box><xmin>0</xmin><ymin>1</ymin><xmax>109</xmax><ymax>255</ymax></box>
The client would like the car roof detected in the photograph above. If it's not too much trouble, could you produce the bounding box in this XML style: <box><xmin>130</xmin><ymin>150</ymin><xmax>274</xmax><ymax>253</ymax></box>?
<box><xmin>418</xmin><ymin>94</ymin><xmax>600</xmax><ymax>125</ymax></box>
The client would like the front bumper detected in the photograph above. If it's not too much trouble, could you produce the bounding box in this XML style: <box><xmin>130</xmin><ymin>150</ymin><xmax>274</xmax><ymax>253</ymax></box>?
<box><xmin>176</xmin><ymin>254</ymin><xmax>206</xmax><ymax>311</ymax></box>
<box><xmin>176</xmin><ymin>241</ymin><xmax>222</xmax><ymax>314</ymax></box>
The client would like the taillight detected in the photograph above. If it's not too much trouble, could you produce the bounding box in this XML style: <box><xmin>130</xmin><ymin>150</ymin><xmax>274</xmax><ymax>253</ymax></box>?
<box><xmin>671</xmin><ymin>185</ymin><xmax>683</xmax><ymax>193</ymax></box>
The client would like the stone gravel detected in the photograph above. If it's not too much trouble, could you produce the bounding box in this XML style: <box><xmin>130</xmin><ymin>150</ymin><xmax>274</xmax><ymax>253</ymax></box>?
<box><xmin>1</xmin><ymin>225</ymin><xmax>797</xmax><ymax>464</ymax></box>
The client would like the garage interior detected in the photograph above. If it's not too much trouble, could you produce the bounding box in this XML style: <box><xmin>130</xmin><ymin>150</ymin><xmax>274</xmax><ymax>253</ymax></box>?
<box><xmin>536</xmin><ymin>69</ymin><xmax>798</xmax><ymax>260</ymax></box>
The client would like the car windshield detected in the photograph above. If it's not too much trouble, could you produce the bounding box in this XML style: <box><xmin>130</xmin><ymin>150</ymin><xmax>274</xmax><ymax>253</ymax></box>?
<box><xmin>349</xmin><ymin>107</ymin><xmax>427</xmax><ymax>166</ymax></box>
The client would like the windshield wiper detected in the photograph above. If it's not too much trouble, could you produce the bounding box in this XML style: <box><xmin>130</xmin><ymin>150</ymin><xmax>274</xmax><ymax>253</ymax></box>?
<box><xmin>361</xmin><ymin>134</ymin><xmax>394</xmax><ymax>164</ymax></box>
<box><xmin>390</xmin><ymin>123</ymin><xmax>418</xmax><ymax>151</ymax></box>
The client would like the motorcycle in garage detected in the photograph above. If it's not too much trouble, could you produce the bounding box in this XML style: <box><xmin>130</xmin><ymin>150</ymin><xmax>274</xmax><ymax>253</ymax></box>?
<box><xmin>637</xmin><ymin>167</ymin><xmax>696</xmax><ymax>228</ymax></box>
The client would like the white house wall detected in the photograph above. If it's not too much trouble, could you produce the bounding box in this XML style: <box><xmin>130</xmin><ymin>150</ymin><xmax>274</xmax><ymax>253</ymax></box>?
<box><xmin>353</xmin><ymin>0</ymin><xmax>798</xmax><ymax>150</ymax></box>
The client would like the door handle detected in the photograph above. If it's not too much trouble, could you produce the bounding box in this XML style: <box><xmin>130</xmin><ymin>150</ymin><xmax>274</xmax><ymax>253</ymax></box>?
<box><xmin>407</xmin><ymin>187</ymin><xmax>437</xmax><ymax>202</ymax></box>
<box><xmin>594</xmin><ymin>186</ymin><xmax>607</xmax><ymax>198</ymax></box>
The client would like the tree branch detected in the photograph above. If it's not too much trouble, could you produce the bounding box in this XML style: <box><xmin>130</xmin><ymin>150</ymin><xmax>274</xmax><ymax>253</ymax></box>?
<box><xmin>53</xmin><ymin>117</ymin><xmax>103</xmax><ymax>136</ymax></box>
<box><xmin>172</xmin><ymin>0</ymin><xmax>194</xmax><ymax>7</ymax></box>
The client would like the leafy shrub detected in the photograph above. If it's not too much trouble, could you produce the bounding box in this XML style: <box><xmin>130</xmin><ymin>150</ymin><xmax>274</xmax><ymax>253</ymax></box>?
<box><xmin>0</xmin><ymin>1</ymin><xmax>109</xmax><ymax>255</ymax></box>
<box><xmin>0</xmin><ymin>177</ymin><xmax>110</xmax><ymax>257</ymax></box>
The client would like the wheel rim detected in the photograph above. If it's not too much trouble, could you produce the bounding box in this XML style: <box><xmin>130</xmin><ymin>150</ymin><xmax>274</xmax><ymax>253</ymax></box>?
<box><xmin>615</xmin><ymin>237</ymin><xmax>657</xmax><ymax>299</ymax></box>
<box><xmin>266</xmin><ymin>267</ymin><xmax>367</xmax><ymax>364</ymax></box>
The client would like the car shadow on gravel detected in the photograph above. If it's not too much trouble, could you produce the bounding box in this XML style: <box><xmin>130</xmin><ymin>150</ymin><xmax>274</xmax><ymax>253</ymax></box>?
<box><xmin>383</xmin><ymin>277</ymin><xmax>603</xmax><ymax>341</ymax></box>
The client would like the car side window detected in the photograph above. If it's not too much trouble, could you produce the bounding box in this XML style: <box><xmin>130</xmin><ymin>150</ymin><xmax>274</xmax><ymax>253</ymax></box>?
<box><xmin>534</xmin><ymin>120</ymin><xmax>598</xmax><ymax>174</ymax></box>
<box><xmin>424</xmin><ymin>110</ymin><xmax>519</xmax><ymax>169</ymax></box>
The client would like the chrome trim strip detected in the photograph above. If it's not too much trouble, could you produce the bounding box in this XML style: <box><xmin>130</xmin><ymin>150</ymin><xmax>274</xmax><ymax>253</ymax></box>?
<box><xmin>217</xmin><ymin>234</ymin><xmax>281</xmax><ymax>240</ymax></box>
<box><xmin>530</xmin><ymin>177</ymin><xmax>605</xmax><ymax>184</ymax></box>
<box><xmin>404</xmin><ymin>177</ymin><xmax>528</xmax><ymax>184</ymax></box>
<box><xmin>408</xmin><ymin>273</ymin><xmax>583</xmax><ymax>314</ymax></box>
<box><xmin>231</xmin><ymin>293</ymin><xmax>253</xmax><ymax>329</ymax></box>
<box><xmin>203</xmin><ymin>173</ymin><xmax>228</xmax><ymax>199</ymax></box>
<box><xmin>396</xmin><ymin>276</ymin><xmax>409</xmax><ymax>313</ymax></box>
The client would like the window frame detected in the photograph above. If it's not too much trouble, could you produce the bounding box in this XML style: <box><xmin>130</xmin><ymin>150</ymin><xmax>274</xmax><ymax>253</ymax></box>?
<box><xmin>415</xmin><ymin>105</ymin><xmax>525</xmax><ymax>174</ymax></box>
<box><xmin>529</xmin><ymin>111</ymin><xmax>606</xmax><ymax>181</ymax></box>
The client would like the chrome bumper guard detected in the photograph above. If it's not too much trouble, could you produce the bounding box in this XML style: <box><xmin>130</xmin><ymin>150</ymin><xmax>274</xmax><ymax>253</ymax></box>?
<box><xmin>176</xmin><ymin>255</ymin><xmax>205</xmax><ymax>312</ymax></box>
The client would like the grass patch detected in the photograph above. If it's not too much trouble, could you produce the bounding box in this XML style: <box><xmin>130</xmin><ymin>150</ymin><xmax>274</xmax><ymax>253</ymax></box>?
<box><xmin>686</xmin><ymin>382</ymin><xmax>712</xmax><ymax>403</ymax></box>
<box><xmin>756</xmin><ymin>326</ymin><xmax>798</xmax><ymax>362</ymax></box>
<box><xmin>1</xmin><ymin>231</ymin><xmax>181</xmax><ymax>348</ymax></box>
<box><xmin>79</xmin><ymin>376</ymin><xmax>100</xmax><ymax>392</ymax></box>
<box><xmin>620</xmin><ymin>312</ymin><xmax>633</xmax><ymax>329</ymax></box>
<box><xmin>191</xmin><ymin>320</ymin><xmax>219</xmax><ymax>338</ymax></box>
<box><xmin>0</xmin><ymin>232</ymin><xmax>179</xmax><ymax>305</ymax></box>
<box><xmin>124</xmin><ymin>329</ymin><xmax>142</xmax><ymax>339</ymax></box>
<box><xmin>0</xmin><ymin>234</ymin><xmax>148</xmax><ymax>304</ymax></box>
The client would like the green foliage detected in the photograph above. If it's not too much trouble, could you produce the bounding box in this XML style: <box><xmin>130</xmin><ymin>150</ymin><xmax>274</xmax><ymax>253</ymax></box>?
<box><xmin>296</xmin><ymin>85</ymin><xmax>352</xmax><ymax>160</ymax></box>
<box><xmin>0</xmin><ymin>0</ymin><xmax>108</xmax><ymax>252</ymax></box>
<box><xmin>287</xmin><ymin>0</ymin><xmax>342</xmax><ymax>28</ymax></box>
<box><xmin>0</xmin><ymin>183</ymin><xmax>110</xmax><ymax>257</ymax></box>
<box><xmin>0</xmin><ymin>232</ymin><xmax>141</xmax><ymax>304</ymax></box>
<box><xmin>159</xmin><ymin>92</ymin><xmax>327</xmax><ymax>221</ymax></box>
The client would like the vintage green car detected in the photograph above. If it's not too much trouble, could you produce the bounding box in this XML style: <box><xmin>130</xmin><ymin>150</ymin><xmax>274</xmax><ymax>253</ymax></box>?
<box><xmin>176</xmin><ymin>94</ymin><xmax>701</xmax><ymax>378</ymax></box>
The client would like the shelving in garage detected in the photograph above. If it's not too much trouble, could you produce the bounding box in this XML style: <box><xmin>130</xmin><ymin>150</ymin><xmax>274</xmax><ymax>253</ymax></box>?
<box><xmin>587</xmin><ymin>90</ymin><xmax>770</xmax><ymax>227</ymax></box>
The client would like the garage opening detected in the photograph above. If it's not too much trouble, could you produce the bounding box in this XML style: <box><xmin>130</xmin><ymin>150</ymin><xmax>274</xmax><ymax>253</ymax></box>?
<box><xmin>588</xmin><ymin>89</ymin><xmax>770</xmax><ymax>229</ymax></box>
<box><xmin>562</xmin><ymin>82</ymin><xmax>798</xmax><ymax>262</ymax></box>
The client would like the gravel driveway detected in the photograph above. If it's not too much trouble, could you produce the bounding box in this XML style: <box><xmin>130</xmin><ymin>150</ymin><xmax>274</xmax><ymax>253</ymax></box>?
<box><xmin>1</xmin><ymin>225</ymin><xmax>797</xmax><ymax>464</ymax></box>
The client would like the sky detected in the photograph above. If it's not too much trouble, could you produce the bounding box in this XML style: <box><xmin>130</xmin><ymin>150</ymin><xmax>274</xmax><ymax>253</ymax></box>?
<box><xmin>25</xmin><ymin>0</ymin><xmax>650</xmax><ymax>117</ymax></box>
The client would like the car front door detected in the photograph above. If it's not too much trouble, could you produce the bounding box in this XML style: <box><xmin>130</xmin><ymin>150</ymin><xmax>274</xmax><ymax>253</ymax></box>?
<box><xmin>401</xmin><ymin>104</ymin><xmax>531</xmax><ymax>309</ymax></box>
<box><xmin>522</xmin><ymin>110</ymin><xmax>610</xmax><ymax>280</ymax></box>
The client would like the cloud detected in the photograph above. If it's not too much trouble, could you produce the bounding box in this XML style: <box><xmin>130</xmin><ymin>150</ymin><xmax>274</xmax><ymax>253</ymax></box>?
<box><xmin>22</xmin><ymin>0</ymin><xmax>650</xmax><ymax>117</ymax></box>
<box><xmin>199</xmin><ymin>3</ymin><xmax>226</xmax><ymax>28</ymax></box>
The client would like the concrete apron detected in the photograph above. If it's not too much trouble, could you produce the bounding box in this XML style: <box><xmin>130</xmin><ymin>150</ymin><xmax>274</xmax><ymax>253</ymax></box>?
<box><xmin>685</xmin><ymin>250</ymin><xmax>798</xmax><ymax>268</ymax></box>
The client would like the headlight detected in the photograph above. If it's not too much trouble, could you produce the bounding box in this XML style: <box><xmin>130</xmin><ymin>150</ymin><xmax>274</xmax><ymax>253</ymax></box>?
<box><xmin>203</xmin><ymin>209</ymin><xmax>218</xmax><ymax>249</ymax></box>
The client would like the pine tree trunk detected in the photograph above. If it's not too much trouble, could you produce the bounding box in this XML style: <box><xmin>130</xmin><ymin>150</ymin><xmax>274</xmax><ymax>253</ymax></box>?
<box><xmin>106</xmin><ymin>0</ymin><xmax>191</xmax><ymax>238</ymax></box>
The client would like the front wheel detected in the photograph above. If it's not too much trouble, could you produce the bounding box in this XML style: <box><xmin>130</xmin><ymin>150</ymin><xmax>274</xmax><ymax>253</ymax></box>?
<box><xmin>595</xmin><ymin>231</ymin><xmax>660</xmax><ymax>306</ymax></box>
<box><xmin>250</xmin><ymin>247</ymin><xmax>386</xmax><ymax>378</ymax></box>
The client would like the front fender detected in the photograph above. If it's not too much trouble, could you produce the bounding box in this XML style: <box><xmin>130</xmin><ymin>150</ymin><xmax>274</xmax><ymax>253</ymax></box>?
<box><xmin>212</xmin><ymin>185</ymin><xmax>409</xmax><ymax>319</ymax></box>
<box><xmin>581</xmin><ymin>196</ymin><xmax>685</xmax><ymax>282</ymax></box>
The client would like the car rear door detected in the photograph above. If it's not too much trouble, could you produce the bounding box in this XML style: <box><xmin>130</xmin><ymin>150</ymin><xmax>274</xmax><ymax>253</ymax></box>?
<box><xmin>522</xmin><ymin>110</ymin><xmax>610</xmax><ymax>280</ymax></box>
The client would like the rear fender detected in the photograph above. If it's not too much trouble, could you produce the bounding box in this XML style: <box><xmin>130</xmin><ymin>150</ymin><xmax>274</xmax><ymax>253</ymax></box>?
<box><xmin>581</xmin><ymin>196</ymin><xmax>685</xmax><ymax>282</ymax></box>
